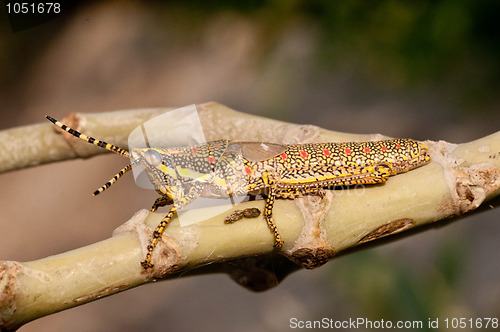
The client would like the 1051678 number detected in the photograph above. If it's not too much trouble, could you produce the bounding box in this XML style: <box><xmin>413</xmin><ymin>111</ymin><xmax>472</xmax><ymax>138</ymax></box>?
<box><xmin>444</xmin><ymin>317</ymin><xmax>498</xmax><ymax>329</ymax></box>
<box><xmin>6</xmin><ymin>2</ymin><xmax>61</xmax><ymax>14</ymax></box>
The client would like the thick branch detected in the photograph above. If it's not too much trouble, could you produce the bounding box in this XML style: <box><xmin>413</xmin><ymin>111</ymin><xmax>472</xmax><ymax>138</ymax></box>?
<box><xmin>0</xmin><ymin>102</ymin><xmax>499</xmax><ymax>330</ymax></box>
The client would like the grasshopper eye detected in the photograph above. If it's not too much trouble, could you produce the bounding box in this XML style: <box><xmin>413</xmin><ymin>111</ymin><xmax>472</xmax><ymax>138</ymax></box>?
<box><xmin>144</xmin><ymin>149</ymin><xmax>163</xmax><ymax>166</ymax></box>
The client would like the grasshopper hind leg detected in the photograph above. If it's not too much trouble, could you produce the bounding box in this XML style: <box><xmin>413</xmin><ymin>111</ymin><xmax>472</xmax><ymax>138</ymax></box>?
<box><xmin>223</xmin><ymin>189</ymin><xmax>284</xmax><ymax>248</ymax></box>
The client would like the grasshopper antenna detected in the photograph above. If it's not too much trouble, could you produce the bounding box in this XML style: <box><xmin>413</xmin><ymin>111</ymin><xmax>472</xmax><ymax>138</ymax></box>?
<box><xmin>46</xmin><ymin>115</ymin><xmax>130</xmax><ymax>158</ymax></box>
<box><xmin>47</xmin><ymin>115</ymin><xmax>133</xmax><ymax>195</ymax></box>
<box><xmin>93</xmin><ymin>164</ymin><xmax>133</xmax><ymax>196</ymax></box>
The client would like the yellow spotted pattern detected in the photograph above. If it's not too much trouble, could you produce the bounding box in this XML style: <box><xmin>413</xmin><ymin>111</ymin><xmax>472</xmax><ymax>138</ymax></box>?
<box><xmin>47</xmin><ymin>115</ymin><xmax>431</xmax><ymax>269</ymax></box>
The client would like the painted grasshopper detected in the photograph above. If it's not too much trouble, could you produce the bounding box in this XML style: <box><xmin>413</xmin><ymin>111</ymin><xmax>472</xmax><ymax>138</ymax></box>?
<box><xmin>46</xmin><ymin>115</ymin><xmax>431</xmax><ymax>269</ymax></box>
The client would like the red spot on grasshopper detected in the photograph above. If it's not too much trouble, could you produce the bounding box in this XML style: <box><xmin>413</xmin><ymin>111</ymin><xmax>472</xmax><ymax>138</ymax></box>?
<box><xmin>209</xmin><ymin>156</ymin><xmax>214</xmax><ymax>163</ymax></box>
<box><xmin>344</xmin><ymin>148</ymin><xmax>352</xmax><ymax>154</ymax></box>
<box><xmin>396</xmin><ymin>144</ymin><xmax>402</xmax><ymax>149</ymax></box>
<box><xmin>191</xmin><ymin>147</ymin><xmax>198</xmax><ymax>154</ymax></box>
<box><xmin>280</xmin><ymin>153</ymin><xmax>287</xmax><ymax>160</ymax></box>
<box><xmin>300</xmin><ymin>150</ymin><xmax>308</xmax><ymax>158</ymax></box>
<box><xmin>364</xmin><ymin>147</ymin><xmax>370</xmax><ymax>153</ymax></box>
<box><xmin>323</xmin><ymin>149</ymin><xmax>331</xmax><ymax>156</ymax></box>
<box><xmin>381</xmin><ymin>146</ymin><xmax>388</xmax><ymax>151</ymax></box>
<box><xmin>244</xmin><ymin>166</ymin><xmax>253</xmax><ymax>175</ymax></box>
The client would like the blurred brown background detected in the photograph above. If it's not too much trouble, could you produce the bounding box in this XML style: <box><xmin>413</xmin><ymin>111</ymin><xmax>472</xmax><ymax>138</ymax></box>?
<box><xmin>1</xmin><ymin>1</ymin><xmax>499</xmax><ymax>331</ymax></box>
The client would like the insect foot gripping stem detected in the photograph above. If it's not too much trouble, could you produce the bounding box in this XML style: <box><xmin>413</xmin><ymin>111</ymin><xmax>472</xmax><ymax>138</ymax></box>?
<box><xmin>141</xmin><ymin>207</ymin><xmax>177</xmax><ymax>269</ymax></box>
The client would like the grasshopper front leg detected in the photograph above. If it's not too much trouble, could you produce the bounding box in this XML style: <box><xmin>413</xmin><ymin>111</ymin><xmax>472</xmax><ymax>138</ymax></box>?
<box><xmin>141</xmin><ymin>184</ymin><xmax>203</xmax><ymax>269</ymax></box>
<box><xmin>141</xmin><ymin>194</ymin><xmax>176</xmax><ymax>269</ymax></box>
<box><xmin>141</xmin><ymin>206</ymin><xmax>177</xmax><ymax>269</ymax></box>
<box><xmin>151</xmin><ymin>194</ymin><xmax>173</xmax><ymax>212</ymax></box>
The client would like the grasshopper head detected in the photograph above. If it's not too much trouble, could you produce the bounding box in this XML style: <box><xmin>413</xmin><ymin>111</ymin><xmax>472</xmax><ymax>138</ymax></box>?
<box><xmin>131</xmin><ymin>148</ymin><xmax>176</xmax><ymax>198</ymax></box>
<box><xmin>130</xmin><ymin>146</ymin><xmax>216</xmax><ymax>200</ymax></box>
